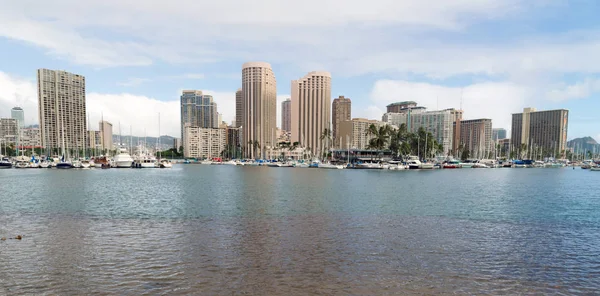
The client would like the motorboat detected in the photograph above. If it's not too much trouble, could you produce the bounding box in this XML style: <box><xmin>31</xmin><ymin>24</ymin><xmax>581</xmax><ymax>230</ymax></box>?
<box><xmin>388</xmin><ymin>163</ymin><xmax>407</xmax><ymax>170</ymax></box>
<box><xmin>443</xmin><ymin>160</ymin><xmax>462</xmax><ymax>169</ymax></box>
<box><xmin>223</xmin><ymin>160</ymin><xmax>237</xmax><ymax>165</ymax></box>
<box><xmin>113</xmin><ymin>148</ymin><xmax>134</xmax><ymax>168</ymax></box>
<box><xmin>460</xmin><ymin>160</ymin><xmax>475</xmax><ymax>168</ymax></box>
<box><xmin>590</xmin><ymin>166</ymin><xmax>600</xmax><ymax>171</ymax></box>
<box><xmin>419</xmin><ymin>162</ymin><xmax>435</xmax><ymax>169</ymax></box>
<box><xmin>472</xmin><ymin>162</ymin><xmax>488</xmax><ymax>168</ymax></box>
<box><xmin>200</xmin><ymin>160</ymin><xmax>212</xmax><ymax>165</ymax></box>
<box><xmin>81</xmin><ymin>159</ymin><xmax>92</xmax><ymax>169</ymax></box>
<box><xmin>355</xmin><ymin>162</ymin><xmax>384</xmax><ymax>169</ymax></box>
<box><xmin>134</xmin><ymin>156</ymin><xmax>157</xmax><ymax>168</ymax></box>
<box><xmin>406</xmin><ymin>156</ymin><xmax>422</xmax><ymax>170</ymax></box>
<box><xmin>158</xmin><ymin>159</ymin><xmax>173</xmax><ymax>168</ymax></box>
<box><xmin>318</xmin><ymin>162</ymin><xmax>344</xmax><ymax>169</ymax></box>
<box><xmin>94</xmin><ymin>156</ymin><xmax>110</xmax><ymax>168</ymax></box>
<box><xmin>0</xmin><ymin>157</ymin><xmax>12</xmax><ymax>169</ymax></box>
<box><xmin>14</xmin><ymin>160</ymin><xmax>30</xmax><ymax>169</ymax></box>
<box><xmin>293</xmin><ymin>162</ymin><xmax>310</xmax><ymax>168</ymax></box>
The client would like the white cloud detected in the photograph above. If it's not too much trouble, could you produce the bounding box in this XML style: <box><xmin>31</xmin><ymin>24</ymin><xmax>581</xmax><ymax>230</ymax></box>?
<box><xmin>0</xmin><ymin>72</ymin><xmax>38</xmax><ymax>125</ymax></box>
<box><xmin>356</xmin><ymin>105</ymin><xmax>385</xmax><ymax>121</ymax></box>
<box><xmin>0</xmin><ymin>0</ymin><xmax>546</xmax><ymax>70</ymax></box>
<box><xmin>369</xmin><ymin>80</ymin><xmax>535</xmax><ymax>129</ymax></box>
<box><xmin>546</xmin><ymin>78</ymin><xmax>600</xmax><ymax>102</ymax></box>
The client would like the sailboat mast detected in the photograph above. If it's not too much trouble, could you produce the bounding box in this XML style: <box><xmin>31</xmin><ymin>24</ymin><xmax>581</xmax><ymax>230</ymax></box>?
<box><xmin>158</xmin><ymin>113</ymin><xmax>161</xmax><ymax>160</ymax></box>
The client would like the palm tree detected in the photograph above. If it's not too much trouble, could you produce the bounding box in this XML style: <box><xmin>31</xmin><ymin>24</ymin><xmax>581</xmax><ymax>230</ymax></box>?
<box><xmin>320</xmin><ymin>128</ymin><xmax>332</xmax><ymax>160</ymax></box>
<box><xmin>366</xmin><ymin>124</ymin><xmax>391</xmax><ymax>151</ymax></box>
<box><xmin>519</xmin><ymin>143</ymin><xmax>528</xmax><ymax>159</ymax></box>
<box><xmin>389</xmin><ymin>123</ymin><xmax>408</xmax><ymax>157</ymax></box>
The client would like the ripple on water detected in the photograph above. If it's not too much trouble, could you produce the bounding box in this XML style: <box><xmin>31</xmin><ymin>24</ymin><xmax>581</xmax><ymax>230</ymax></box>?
<box><xmin>1</xmin><ymin>166</ymin><xmax>600</xmax><ymax>294</ymax></box>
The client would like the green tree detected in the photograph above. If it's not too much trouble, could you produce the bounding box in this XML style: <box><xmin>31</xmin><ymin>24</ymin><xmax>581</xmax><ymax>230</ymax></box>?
<box><xmin>366</xmin><ymin>124</ymin><xmax>391</xmax><ymax>151</ymax></box>
<box><xmin>320</xmin><ymin>128</ymin><xmax>332</xmax><ymax>160</ymax></box>
<box><xmin>461</xmin><ymin>149</ymin><xmax>470</xmax><ymax>161</ymax></box>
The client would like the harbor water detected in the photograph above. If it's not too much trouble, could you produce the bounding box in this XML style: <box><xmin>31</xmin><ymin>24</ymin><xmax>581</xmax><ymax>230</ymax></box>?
<box><xmin>1</xmin><ymin>166</ymin><xmax>600</xmax><ymax>294</ymax></box>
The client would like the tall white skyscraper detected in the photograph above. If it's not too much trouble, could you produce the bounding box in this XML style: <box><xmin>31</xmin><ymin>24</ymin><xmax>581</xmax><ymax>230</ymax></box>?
<box><xmin>291</xmin><ymin>71</ymin><xmax>332</xmax><ymax>156</ymax></box>
<box><xmin>242</xmin><ymin>62</ymin><xmax>277</xmax><ymax>159</ymax></box>
<box><xmin>37</xmin><ymin>69</ymin><xmax>87</xmax><ymax>151</ymax></box>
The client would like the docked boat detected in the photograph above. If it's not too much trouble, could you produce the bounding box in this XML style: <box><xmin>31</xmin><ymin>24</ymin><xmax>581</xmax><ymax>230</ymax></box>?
<box><xmin>472</xmin><ymin>162</ymin><xmax>488</xmax><ymax>168</ymax></box>
<box><xmin>355</xmin><ymin>162</ymin><xmax>384</xmax><ymax>169</ymax></box>
<box><xmin>94</xmin><ymin>156</ymin><xmax>110</xmax><ymax>168</ymax></box>
<box><xmin>113</xmin><ymin>148</ymin><xmax>134</xmax><ymax>168</ymax></box>
<box><xmin>39</xmin><ymin>160</ymin><xmax>51</xmax><ymax>168</ymax></box>
<box><xmin>223</xmin><ymin>160</ymin><xmax>237</xmax><ymax>165</ymax></box>
<box><xmin>443</xmin><ymin>160</ymin><xmax>462</xmax><ymax>169</ymax></box>
<box><xmin>0</xmin><ymin>157</ymin><xmax>12</xmax><ymax>169</ymax></box>
<box><xmin>14</xmin><ymin>160</ymin><xmax>30</xmax><ymax>169</ymax></box>
<box><xmin>419</xmin><ymin>162</ymin><xmax>435</xmax><ymax>169</ymax></box>
<box><xmin>158</xmin><ymin>159</ymin><xmax>173</xmax><ymax>168</ymax></box>
<box><xmin>590</xmin><ymin>166</ymin><xmax>600</xmax><ymax>171</ymax></box>
<box><xmin>318</xmin><ymin>162</ymin><xmax>344</xmax><ymax>169</ymax></box>
<box><xmin>200</xmin><ymin>160</ymin><xmax>212</xmax><ymax>165</ymax></box>
<box><xmin>81</xmin><ymin>159</ymin><xmax>92</xmax><ymax>169</ymax></box>
<box><xmin>56</xmin><ymin>159</ymin><xmax>74</xmax><ymax>169</ymax></box>
<box><xmin>134</xmin><ymin>156</ymin><xmax>157</xmax><ymax>168</ymax></box>
<box><xmin>406</xmin><ymin>156</ymin><xmax>422</xmax><ymax>170</ymax></box>
<box><xmin>388</xmin><ymin>163</ymin><xmax>407</xmax><ymax>170</ymax></box>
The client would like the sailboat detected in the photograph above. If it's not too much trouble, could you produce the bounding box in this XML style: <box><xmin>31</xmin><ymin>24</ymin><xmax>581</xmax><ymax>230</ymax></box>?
<box><xmin>157</xmin><ymin>113</ymin><xmax>172</xmax><ymax>168</ymax></box>
<box><xmin>56</xmin><ymin>112</ymin><xmax>73</xmax><ymax>169</ymax></box>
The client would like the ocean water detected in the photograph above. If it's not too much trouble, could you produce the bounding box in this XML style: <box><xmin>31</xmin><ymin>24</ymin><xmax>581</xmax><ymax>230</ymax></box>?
<box><xmin>1</xmin><ymin>166</ymin><xmax>599</xmax><ymax>295</ymax></box>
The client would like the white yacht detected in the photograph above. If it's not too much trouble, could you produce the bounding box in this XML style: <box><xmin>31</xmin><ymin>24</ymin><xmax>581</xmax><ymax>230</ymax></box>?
<box><xmin>113</xmin><ymin>148</ymin><xmax>134</xmax><ymax>168</ymax></box>
<box><xmin>134</xmin><ymin>156</ymin><xmax>157</xmax><ymax>168</ymax></box>
<box><xmin>318</xmin><ymin>162</ymin><xmax>344</xmax><ymax>169</ymax></box>
<box><xmin>406</xmin><ymin>156</ymin><xmax>422</xmax><ymax>170</ymax></box>
<box><xmin>200</xmin><ymin>159</ymin><xmax>213</xmax><ymax>165</ymax></box>
<box><xmin>0</xmin><ymin>157</ymin><xmax>12</xmax><ymax>169</ymax></box>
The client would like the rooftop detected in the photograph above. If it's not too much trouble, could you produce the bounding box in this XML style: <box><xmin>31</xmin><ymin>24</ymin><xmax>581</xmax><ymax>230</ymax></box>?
<box><xmin>387</xmin><ymin>101</ymin><xmax>417</xmax><ymax>107</ymax></box>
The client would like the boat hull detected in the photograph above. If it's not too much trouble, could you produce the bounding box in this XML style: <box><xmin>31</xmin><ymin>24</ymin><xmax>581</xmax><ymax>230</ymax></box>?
<box><xmin>115</xmin><ymin>161</ymin><xmax>133</xmax><ymax>168</ymax></box>
<box><xmin>56</xmin><ymin>163</ymin><xmax>73</xmax><ymax>169</ymax></box>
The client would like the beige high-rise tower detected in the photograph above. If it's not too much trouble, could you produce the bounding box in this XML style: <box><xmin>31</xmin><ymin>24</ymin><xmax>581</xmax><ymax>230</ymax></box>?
<box><xmin>332</xmin><ymin>96</ymin><xmax>351</xmax><ymax>147</ymax></box>
<box><xmin>37</xmin><ymin>69</ymin><xmax>87</xmax><ymax>152</ymax></box>
<box><xmin>242</xmin><ymin>62</ymin><xmax>277</xmax><ymax>159</ymax></box>
<box><xmin>291</xmin><ymin>71</ymin><xmax>332</xmax><ymax>156</ymax></box>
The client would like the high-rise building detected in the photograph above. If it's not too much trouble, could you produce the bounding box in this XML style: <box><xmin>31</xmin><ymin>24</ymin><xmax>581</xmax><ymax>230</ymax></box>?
<box><xmin>226</xmin><ymin>126</ymin><xmax>241</xmax><ymax>158</ymax></box>
<box><xmin>454</xmin><ymin>118</ymin><xmax>493</xmax><ymax>159</ymax></box>
<box><xmin>21</xmin><ymin>127</ymin><xmax>41</xmax><ymax>148</ymax></box>
<box><xmin>337</xmin><ymin>118</ymin><xmax>387</xmax><ymax>150</ymax></box>
<box><xmin>511</xmin><ymin>108</ymin><xmax>569</xmax><ymax>157</ymax></box>
<box><xmin>11</xmin><ymin>107</ymin><xmax>24</xmax><ymax>128</ymax></box>
<box><xmin>492</xmin><ymin>128</ymin><xmax>507</xmax><ymax>141</ymax></box>
<box><xmin>37</xmin><ymin>69</ymin><xmax>87</xmax><ymax>151</ymax></box>
<box><xmin>242</xmin><ymin>62</ymin><xmax>277</xmax><ymax>159</ymax></box>
<box><xmin>291</xmin><ymin>71</ymin><xmax>332</xmax><ymax>156</ymax></box>
<box><xmin>88</xmin><ymin>130</ymin><xmax>101</xmax><ymax>151</ymax></box>
<box><xmin>332</xmin><ymin>96</ymin><xmax>351</xmax><ymax>145</ymax></box>
<box><xmin>409</xmin><ymin>109</ymin><xmax>461</xmax><ymax>155</ymax></box>
<box><xmin>281</xmin><ymin>98</ymin><xmax>291</xmax><ymax>133</ymax></box>
<box><xmin>183</xmin><ymin>126</ymin><xmax>227</xmax><ymax>159</ymax></box>
<box><xmin>387</xmin><ymin>101</ymin><xmax>418</xmax><ymax>113</ymax></box>
<box><xmin>0</xmin><ymin>118</ymin><xmax>18</xmax><ymax>144</ymax></box>
<box><xmin>235</xmin><ymin>89</ymin><xmax>243</xmax><ymax>128</ymax></box>
<box><xmin>99</xmin><ymin>121</ymin><xmax>113</xmax><ymax>151</ymax></box>
<box><xmin>180</xmin><ymin>90</ymin><xmax>219</xmax><ymax>153</ymax></box>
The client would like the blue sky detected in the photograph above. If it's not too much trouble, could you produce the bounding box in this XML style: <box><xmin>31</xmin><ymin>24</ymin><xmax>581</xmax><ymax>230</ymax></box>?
<box><xmin>0</xmin><ymin>0</ymin><xmax>599</xmax><ymax>139</ymax></box>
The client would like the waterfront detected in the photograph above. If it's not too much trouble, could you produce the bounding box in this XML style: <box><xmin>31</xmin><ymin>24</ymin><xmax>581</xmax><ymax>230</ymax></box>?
<box><xmin>1</xmin><ymin>166</ymin><xmax>600</xmax><ymax>294</ymax></box>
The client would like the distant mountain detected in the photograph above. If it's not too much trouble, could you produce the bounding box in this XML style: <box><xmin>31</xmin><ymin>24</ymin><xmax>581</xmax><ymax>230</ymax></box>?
<box><xmin>567</xmin><ymin>137</ymin><xmax>599</xmax><ymax>152</ymax></box>
<box><xmin>113</xmin><ymin>135</ymin><xmax>176</xmax><ymax>150</ymax></box>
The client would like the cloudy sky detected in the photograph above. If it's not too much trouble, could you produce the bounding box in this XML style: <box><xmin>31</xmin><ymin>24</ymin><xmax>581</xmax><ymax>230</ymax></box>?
<box><xmin>0</xmin><ymin>0</ymin><xmax>599</xmax><ymax>139</ymax></box>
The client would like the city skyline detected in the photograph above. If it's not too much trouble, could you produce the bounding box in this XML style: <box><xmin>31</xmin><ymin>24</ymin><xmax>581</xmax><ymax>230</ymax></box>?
<box><xmin>0</xmin><ymin>1</ymin><xmax>599</xmax><ymax>140</ymax></box>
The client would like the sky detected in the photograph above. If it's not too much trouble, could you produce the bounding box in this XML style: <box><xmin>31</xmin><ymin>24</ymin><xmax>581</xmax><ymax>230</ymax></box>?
<box><xmin>0</xmin><ymin>0</ymin><xmax>599</xmax><ymax>140</ymax></box>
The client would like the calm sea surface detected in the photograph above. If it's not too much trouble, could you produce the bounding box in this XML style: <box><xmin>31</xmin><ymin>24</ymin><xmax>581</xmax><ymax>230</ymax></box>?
<box><xmin>1</xmin><ymin>166</ymin><xmax>600</xmax><ymax>295</ymax></box>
